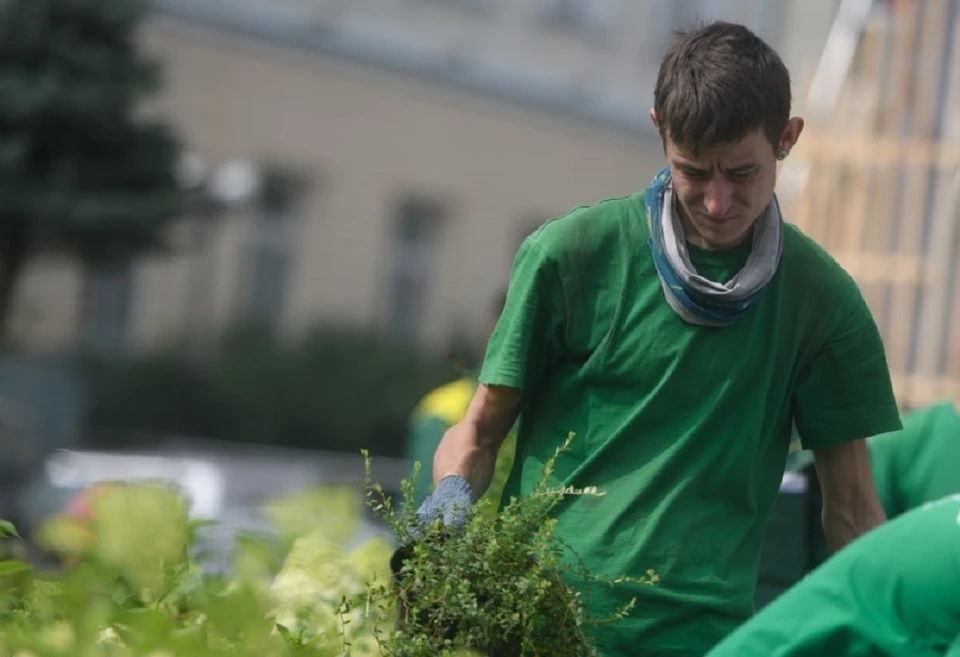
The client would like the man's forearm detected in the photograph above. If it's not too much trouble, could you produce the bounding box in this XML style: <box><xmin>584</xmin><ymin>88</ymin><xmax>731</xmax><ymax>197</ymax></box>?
<box><xmin>430</xmin><ymin>383</ymin><xmax>522</xmax><ymax>502</ymax></box>
<box><xmin>814</xmin><ymin>439</ymin><xmax>887</xmax><ymax>553</ymax></box>
<box><xmin>821</xmin><ymin>491</ymin><xmax>886</xmax><ymax>553</ymax></box>
<box><xmin>432</xmin><ymin>420</ymin><xmax>502</xmax><ymax>502</ymax></box>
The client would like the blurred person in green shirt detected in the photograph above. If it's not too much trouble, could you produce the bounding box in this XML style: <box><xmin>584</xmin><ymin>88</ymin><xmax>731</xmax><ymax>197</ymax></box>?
<box><xmin>869</xmin><ymin>398</ymin><xmax>960</xmax><ymax>518</ymax></box>
<box><xmin>406</xmin><ymin>289</ymin><xmax>516</xmax><ymax>514</ymax></box>
<box><xmin>705</xmin><ymin>493</ymin><xmax>960</xmax><ymax>657</ymax></box>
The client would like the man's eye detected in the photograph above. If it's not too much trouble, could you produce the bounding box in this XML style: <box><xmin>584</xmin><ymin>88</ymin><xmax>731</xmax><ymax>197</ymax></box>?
<box><xmin>729</xmin><ymin>169</ymin><xmax>755</xmax><ymax>180</ymax></box>
<box><xmin>682</xmin><ymin>169</ymin><xmax>709</xmax><ymax>180</ymax></box>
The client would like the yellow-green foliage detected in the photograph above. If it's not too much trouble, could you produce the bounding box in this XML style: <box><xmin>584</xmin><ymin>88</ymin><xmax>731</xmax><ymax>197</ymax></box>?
<box><xmin>262</xmin><ymin>486</ymin><xmax>361</xmax><ymax>546</ymax></box>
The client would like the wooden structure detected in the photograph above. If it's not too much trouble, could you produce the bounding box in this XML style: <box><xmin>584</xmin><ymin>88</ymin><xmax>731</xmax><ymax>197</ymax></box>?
<box><xmin>780</xmin><ymin>0</ymin><xmax>960</xmax><ymax>409</ymax></box>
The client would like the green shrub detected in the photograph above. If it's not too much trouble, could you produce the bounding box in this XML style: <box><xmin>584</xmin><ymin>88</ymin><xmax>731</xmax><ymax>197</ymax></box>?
<box><xmin>81</xmin><ymin>324</ymin><xmax>458</xmax><ymax>455</ymax></box>
<box><xmin>81</xmin><ymin>347</ymin><xmax>215</xmax><ymax>443</ymax></box>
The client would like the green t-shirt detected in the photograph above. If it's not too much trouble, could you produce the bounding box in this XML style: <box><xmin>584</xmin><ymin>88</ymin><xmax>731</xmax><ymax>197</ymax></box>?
<box><xmin>869</xmin><ymin>400</ymin><xmax>960</xmax><ymax>518</ymax></box>
<box><xmin>479</xmin><ymin>193</ymin><xmax>901</xmax><ymax>656</ymax></box>
<box><xmin>705</xmin><ymin>494</ymin><xmax>960</xmax><ymax>657</ymax></box>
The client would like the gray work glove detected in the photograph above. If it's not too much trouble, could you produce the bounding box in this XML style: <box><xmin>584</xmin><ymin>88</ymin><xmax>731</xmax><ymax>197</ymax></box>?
<box><xmin>407</xmin><ymin>474</ymin><xmax>474</xmax><ymax>542</ymax></box>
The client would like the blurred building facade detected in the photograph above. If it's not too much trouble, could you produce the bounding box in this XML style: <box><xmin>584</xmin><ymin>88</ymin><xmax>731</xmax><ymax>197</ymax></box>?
<box><xmin>9</xmin><ymin>0</ymin><xmax>840</xmax><ymax>354</ymax></box>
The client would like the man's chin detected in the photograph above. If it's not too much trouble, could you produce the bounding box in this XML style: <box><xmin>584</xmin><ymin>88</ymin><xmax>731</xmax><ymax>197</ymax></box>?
<box><xmin>696</xmin><ymin>226</ymin><xmax>752</xmax><ymax>250</ymax></box>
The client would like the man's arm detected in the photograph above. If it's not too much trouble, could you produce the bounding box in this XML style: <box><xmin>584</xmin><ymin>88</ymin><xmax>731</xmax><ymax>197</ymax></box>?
<box><xmin>864</xmin><ymin>430</ymin><xmax>904</xmax><ymax>519</ymax></box>
<box><xmin>792</xmin><ymin>255</ymin><xmax>901</xmax><ymax>552</ymax></box>
<box><xmin>433</xmin><ymin>384</ymin><xmax>523</xmax><ymax>501</ymax></box>
<box><xmin>430</xmin><ymin>232</ymin><xmax>565</xmax><ymax>504</ymax></box>
<box><xmin>813</xmin><ymin>439</ymin><xmax>886</xmax><ymax>553</ymax></box>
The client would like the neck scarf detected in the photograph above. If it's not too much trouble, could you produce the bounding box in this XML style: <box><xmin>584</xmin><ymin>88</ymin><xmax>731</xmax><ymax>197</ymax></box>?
<box><xmin>645</xmin><ymin>167</ymin><xmax>783</xmax><ymax>327</ymax></box>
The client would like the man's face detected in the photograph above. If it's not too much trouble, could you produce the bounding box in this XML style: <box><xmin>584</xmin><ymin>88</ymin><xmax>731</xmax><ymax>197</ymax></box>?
<box><xmin>653</xmin><ymin>119</ymin><xmax>803</xmax><ymax>250</ymax></box>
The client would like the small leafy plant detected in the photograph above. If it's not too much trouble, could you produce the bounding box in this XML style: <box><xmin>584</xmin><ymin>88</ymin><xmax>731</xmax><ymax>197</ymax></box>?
<box><xmin>362</xmin><ymin>433</ymin><xmax>657</xmax><ymax>657</ymax></box>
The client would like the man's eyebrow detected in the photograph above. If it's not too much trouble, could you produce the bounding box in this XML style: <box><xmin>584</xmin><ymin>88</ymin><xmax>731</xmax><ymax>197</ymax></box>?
<box><xmin>671</xmin><ymin>160</ymin><xmax>759</xmax><ymax>175</ymax></box>
<box><xmin>672</xmin><ymin>159</ymin><xmax>708</xmax><ymax>173</ymax></box>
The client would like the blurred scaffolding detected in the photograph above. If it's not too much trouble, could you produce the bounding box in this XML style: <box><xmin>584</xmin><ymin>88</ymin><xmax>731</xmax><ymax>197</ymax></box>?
<box><xmin>780</xmin><ymin>0</ymin><xmax>960</xmax><ymax>409</ymax></box>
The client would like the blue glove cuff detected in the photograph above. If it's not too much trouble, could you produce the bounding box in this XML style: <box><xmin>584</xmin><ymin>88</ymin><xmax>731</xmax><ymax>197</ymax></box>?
<box><xmin>434</xmin><ymin>475</ymin><xmax>473</xmax><ymax>503</ymax></box>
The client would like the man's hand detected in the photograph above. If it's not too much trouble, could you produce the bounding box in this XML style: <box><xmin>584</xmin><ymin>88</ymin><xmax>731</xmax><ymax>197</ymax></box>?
<box><xmin>813</xmin><ymin>439</ymin><xmax>887</xmax><ymax>553</ymax></box>
<box><xmin>408</xmin><ymin>475</ymin><xmax>474</xmax><ymax>541</ymax></box>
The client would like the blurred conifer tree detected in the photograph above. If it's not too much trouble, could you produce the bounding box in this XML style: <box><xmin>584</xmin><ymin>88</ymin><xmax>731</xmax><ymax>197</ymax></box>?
<box><xmin>0</xmin><ymin>0</ymin><xmax>183</xmax><ymax>351</ymax></box>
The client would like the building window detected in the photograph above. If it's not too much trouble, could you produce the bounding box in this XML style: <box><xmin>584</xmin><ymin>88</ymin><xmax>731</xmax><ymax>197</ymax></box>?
<box><xmin>82</xmin><ymin>263</ymin><xmax>135</xmax><ymax>354</ymax></box>
<box><xmin>384</xmin><ymin>198</ymin><xmax>444</xmax><ymax>344</ymax></box>
<box><xmin>538</xmin><ymin>0</ymin><xmax>617</xmax><ymax>38</ymax></box>
<box><xmin>240</xmin><ymin>169</ymin><xmax>305</xmax><ymax>334</ymax></box>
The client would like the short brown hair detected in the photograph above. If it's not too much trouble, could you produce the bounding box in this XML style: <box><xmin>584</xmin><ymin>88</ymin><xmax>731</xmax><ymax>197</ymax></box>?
<box><xmin>653</xmin><ymin>21</ymin><xmax>791</xmax><ymax>155</ymax></box>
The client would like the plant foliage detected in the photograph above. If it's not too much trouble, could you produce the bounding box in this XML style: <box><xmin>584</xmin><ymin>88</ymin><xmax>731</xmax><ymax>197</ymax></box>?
<box><xmin>0</xmin><ymin>436</ymin><xmax>653</xmax><ymax>656</ymax></box>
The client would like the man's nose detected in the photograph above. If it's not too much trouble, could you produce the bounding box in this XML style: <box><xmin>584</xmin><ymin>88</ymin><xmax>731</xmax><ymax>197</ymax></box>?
<box><xmin>703</xmin><ymin>179</ymin><xmax>734</xmax><ymax>217</ymax></box>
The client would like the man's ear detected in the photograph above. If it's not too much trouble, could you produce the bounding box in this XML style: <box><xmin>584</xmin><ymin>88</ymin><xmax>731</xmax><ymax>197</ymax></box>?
<box><xmin>779</xmin><ymin>116</ymin><xmax>805</xmax><ymax>154</ymax></box>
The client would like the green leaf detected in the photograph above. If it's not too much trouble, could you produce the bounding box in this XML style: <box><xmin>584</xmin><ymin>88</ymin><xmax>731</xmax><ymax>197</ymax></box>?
<box><xmin>0</xmin><ymin>560</ymin><xmax>31</xmax><ymax>577</ymax></box>
<box><xmin>0</xmin><ymin>519</ymin><xmax>20</xmax><ymax>538</ymax></box>
<box><xmin>187</xmin><ymin>517</ymin><xmax>219</xmax><ymax>531</ymax></box>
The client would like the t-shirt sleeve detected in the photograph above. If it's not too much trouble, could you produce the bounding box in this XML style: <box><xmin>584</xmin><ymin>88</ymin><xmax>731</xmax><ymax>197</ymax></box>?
<box><xmin>479</xmin><ymin>236</ymin><xmax>566</xmax><ymax>393</ymax></box>
<box><xmin>792</xmin><ymin>277</ymin><xmax>902</xmax><ymax>451</ymax></box>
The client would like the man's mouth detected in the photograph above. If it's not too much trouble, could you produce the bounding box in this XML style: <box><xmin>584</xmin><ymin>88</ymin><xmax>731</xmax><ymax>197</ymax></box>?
<box><xmin>699</xmin><ymin>213</ymin><xmax>736</xmax><ymax>225</ymax></box>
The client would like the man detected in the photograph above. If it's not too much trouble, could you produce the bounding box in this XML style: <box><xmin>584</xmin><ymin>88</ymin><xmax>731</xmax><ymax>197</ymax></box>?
<box><xmin>704</xmin><ymin>493</ymin><xmax>960</xmax><ymax>657</ymax></box>
<box><xmin>415</xmin><ymin>21</ymin><xmax>900</xmax><ymax>656</ymax></box>
<box><xmin>406</xmin><ymin>289</ymin><xmax>516</xmax><ymax>514</ymax></box>
<box><xmin>868</xmin><ymin>398</ymin><xmax>960</xmax><ymax>518</ymax></box>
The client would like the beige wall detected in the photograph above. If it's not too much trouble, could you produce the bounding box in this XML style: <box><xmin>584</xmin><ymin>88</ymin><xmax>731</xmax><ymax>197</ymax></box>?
<box><xmin>12</xmin><ymin>16</ymin><xmax>668</xmax><ymax>353</ymax></box>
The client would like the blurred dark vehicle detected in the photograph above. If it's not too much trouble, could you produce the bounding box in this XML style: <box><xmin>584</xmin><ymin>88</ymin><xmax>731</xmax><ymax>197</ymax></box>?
<box><xmin>0</xmin><ymin>354</ymin><xmax>86</xmax><ymax>530</ymax></box>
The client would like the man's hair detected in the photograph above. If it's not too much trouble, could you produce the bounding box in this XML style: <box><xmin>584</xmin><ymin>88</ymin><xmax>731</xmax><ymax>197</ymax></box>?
<box><xmin>653</xmin><ymin>21</ymin><xmax>791</xmax><ymax>154</ymax></box>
